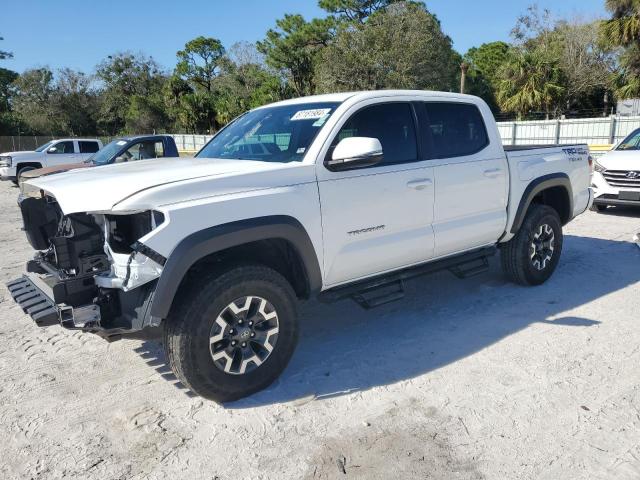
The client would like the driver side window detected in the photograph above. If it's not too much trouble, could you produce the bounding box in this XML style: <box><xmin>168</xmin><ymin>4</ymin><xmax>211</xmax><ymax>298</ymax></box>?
<box><xmin>117</xmin><ymin>141</ymin><xmax>164</xmax><ymax>163</ymax></box>
<box><xmin>618</xmin><ymin>129</ymin><xmax>640</xmax><ymax>150</ymax></box>
<box><xmin>48</xmin><ymin>141</ymin><xmax>75</xmax><ymax>154</ymax></box>
<box><xmin>328</xmin><ymin>103</ymin><xmax>418</xmax><ymax>166</ymax></box>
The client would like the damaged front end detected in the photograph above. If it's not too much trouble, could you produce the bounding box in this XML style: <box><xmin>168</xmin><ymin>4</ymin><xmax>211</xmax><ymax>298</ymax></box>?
<box><xmin>7</xmin><ymin>187</ymin><xmax>166</xmax><ymax>341</ymax></box>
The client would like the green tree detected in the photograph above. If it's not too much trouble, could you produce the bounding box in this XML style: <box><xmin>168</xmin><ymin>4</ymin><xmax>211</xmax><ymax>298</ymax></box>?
<box><xmin>464</xmin><ymin>41</ymin><xmax>511</xmax><ymax>111</ymax></box>
<box><xmin>257</xmin><ymin>15</ymin><xmax>334</xmax><ymax>96</ymax></box>
<box><xmin>315</xmin><ymin>2</ymin><xmax>458</xmax><ymax>92</ymax></box>
<box><xmin>96</xmin><ymin>52</ymin><xmax>168</xmax><ymax>134</ymax></box>
<box><xmin>164</xmin><ymin>75</ymin><xmax>212</xmax><ymax>133</ymax></box>
<box><xmin>318</xmin><ymin>0</ymin><xmax>397</xmax><ymax>22</ymax></box>
<box><xmin>496</xmin><ymin>6</ymin><xmax>615</xmax><ymax>118</ymax></box>
<box><xmin>0</xmin><ymin>35</ymin><xmax>20</xmax><ymax>134</ymax></box>
<box><xmin>52</xmin><ymin>68</ymin><xmax>100</xmax><ymax>135</ymax></box>
<box><xmin>0</xmin><ymin>67</ymin><xmax>18</xmax><ymax>113</ymax></box>
<box><xmin>12</xmin><ymin>68</ymin><xmax>58</xmax><ymax>134</ymax></box>
<box><xmin>174</xmin><ymin>36</ymin><xmax>226</xmax><ymax>133</ymax></box>
<box><xmin>0</xmin><ymin>34</ymin><xmax>12</xmax><ymax>60</ymax></box>
<box><xmin>497</xmin><ymin>48</ymin><xmax>565</xmax><ymax>119</ymax></box>
<box><xmin>600</xmin><ymin>0</ymin><xmax>640</xmax><ymax>98</ymax></box>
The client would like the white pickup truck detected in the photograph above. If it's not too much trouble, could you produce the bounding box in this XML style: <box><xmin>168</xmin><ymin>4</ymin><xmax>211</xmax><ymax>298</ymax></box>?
<box><xmin>7</xmin><ymin>91</ymin><xmax>592</xmax><ymax>402</ymax></box>
<box><xmin>0</xmin><ymin>138</ymin><xmax>103</xmax><ymax>183</ymax></box>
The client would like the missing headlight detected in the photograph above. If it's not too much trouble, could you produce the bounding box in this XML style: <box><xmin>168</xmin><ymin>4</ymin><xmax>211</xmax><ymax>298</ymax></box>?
<box><xmin>105</xmin><ymin>211</ymin><xmax>165</xmax><ymax>254</ymax></box>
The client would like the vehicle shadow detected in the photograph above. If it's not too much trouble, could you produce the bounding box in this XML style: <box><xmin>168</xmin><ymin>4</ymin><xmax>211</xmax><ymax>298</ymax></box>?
<box><xmin>135</xmin><ymin>234</ymin><xmax>639</xmax><ymax>407</ymax></box>
<box><xmin>595</xmin><ymin>205</ymin><xmax>640</xmax><ymax>217</ymax></box>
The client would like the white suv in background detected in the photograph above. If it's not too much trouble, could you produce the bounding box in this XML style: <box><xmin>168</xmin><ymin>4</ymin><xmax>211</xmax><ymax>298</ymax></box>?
<box><xmin>592</xmin><ymin>128</ymin><xmax>640</xmax><ymax>211</ymax></box>
<box><xmin>0</xmin><ymin>138</ymin><xmax>103</xmax><ymax>184</ymax></box>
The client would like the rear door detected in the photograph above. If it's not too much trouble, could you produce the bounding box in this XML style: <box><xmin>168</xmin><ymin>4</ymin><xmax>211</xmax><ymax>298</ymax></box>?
<box><xmin>317</xmin><ymin>101</ymin><xmax>435</xmax><ymax>287</ymax></box>
<box><xmin>417</xmin><ymin>101</ymin><xmax>508</xmax><ymax>258</ymax></box>
<box><xmin>45</xmin><ymin>140</ymin><xmax>77</xmax><ymax>166</ymax></box>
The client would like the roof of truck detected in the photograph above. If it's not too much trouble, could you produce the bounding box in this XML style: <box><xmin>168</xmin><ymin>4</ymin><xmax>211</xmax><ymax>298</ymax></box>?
<box><xmin>262</xmin><ymin>90</ymin><xmax>480</xmax><ymax>109</ymax></box>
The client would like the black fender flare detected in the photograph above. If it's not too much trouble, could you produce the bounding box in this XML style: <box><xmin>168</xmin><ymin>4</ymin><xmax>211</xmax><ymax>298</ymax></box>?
<box><xmin>510</xmin><ymin>173</ymin><xmax>573</xmax><ymax>234</ymax></box>
<box><xmin>150</xmin><ymin>215</ymin><xmax>322</xmax><ymax>319</ymax></box>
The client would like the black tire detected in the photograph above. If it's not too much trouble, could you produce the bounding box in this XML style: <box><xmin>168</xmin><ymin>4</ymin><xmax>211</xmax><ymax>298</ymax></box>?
<box><xmin>163</xmin><ymin>264</ymin><xmax>299</xmax><ymax>403</ymax></box>
<box><xmin>501</xmin><ymin>204</ymin><xmax>563</xmax><ymax>286</ymax></box>
<box><xmin>590</xmin><ymin>204</ymin><xmax>607</xmax><ymax>212</ymax></box>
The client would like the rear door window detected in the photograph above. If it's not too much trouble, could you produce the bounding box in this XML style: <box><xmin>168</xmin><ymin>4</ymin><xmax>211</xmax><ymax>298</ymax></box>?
<box><xmin>120</xmin><ymin>140</ymin><xmax>163</xmax><ymax>162</ymax></box>
<box><xmin>420</xmin><ymin>103</ymin><xmax>489</xmax><ymax>159</ymax></box>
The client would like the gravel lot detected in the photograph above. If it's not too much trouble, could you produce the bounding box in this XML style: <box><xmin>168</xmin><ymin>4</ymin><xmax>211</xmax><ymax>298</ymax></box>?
<box><xmin>1</xmin><ymin>180</ymin><xmax>640</xmax><ymax>480</ymax></box>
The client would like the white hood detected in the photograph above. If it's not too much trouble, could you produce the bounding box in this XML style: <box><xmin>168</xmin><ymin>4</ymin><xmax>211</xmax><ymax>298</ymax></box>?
<box><xmin>3</xmin><ymin>150</ymin><xmax>43</xmax><ymax>159</ymax></box>
<box><xmin>597</xmin><ymin>150</ymin><xmax>640</xmax><ymax>171</ymax></box>
<box><xmin>26</xmin><ymin>157</ymin><xmax>310</xmax><ymax>214</ymax></box>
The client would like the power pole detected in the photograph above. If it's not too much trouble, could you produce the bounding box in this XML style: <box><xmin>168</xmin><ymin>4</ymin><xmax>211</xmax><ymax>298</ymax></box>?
<box><xmin>460</xmin><ymin>62</ymin><xmax>469</xmax><ymax>94</ymax></box>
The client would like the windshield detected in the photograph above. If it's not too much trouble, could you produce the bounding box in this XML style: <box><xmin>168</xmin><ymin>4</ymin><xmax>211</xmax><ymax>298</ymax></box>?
<box><xmin>87</xmin><ymin>139</ymin><xmax>126</xmax><ymax>165</ymax></box>
<box><xmin>35</xmin><ymin>141</ymin><xmax>54</xmax><ymax>152</ymax></box>
<box><xmin>617</xmin><ymin>128</ymin><xmax>640</xmax><ymax>151</ymax></box>
<box><xmin>196</xmin><ymin>102</ymin><xmax>340</xmax><ymax>162</ymax></box>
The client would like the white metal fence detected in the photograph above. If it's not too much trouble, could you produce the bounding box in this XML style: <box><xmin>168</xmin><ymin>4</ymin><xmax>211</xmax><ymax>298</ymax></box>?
<box><xmin>497</xmin><ymin>115</ymin><xmax>640</xmax><ymax>147</ymax></box>
<box><xmin>171</xmin><ymin>134</ymin><xmax>214</xmax><ymax>153</ymax></box>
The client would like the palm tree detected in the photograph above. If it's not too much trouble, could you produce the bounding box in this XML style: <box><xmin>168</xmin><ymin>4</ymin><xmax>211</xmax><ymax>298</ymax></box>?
<box><xmin>497</xmin><ymin>48</ymin><xmax>565</xmax><ymax>119</ymax></box>
<box><xmin>600</xmin><ymin>0</ymin><xmax>640</xmax><ymax>98</ymax></box>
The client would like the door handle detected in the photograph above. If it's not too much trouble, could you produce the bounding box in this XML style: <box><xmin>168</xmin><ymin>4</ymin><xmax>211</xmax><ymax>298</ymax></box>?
<box><xmin>407</xmin><ymin>179</ymin><xmax>433</xmax><ymax>190</ymax></box>
<box><xmin>483</xmin><ymin>168</ymin><xmax>503</xmax><ymax>178</ymax></box>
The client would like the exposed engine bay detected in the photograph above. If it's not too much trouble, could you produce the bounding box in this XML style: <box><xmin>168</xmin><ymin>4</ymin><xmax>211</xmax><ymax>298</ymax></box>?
<box><xmin>13</xmin><ymin>192</ymin><xmax>165</xmax><ymax>340</ymax></box>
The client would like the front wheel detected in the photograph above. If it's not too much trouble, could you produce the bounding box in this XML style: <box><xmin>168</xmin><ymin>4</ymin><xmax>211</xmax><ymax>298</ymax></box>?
<box><xmin>163</xmin><ymin>265</ymin><xmax>299</xmax><ymax>403</ymax></box>
<box><xmin>501</xmin><ymin>204</ymin><xmax>563</xmax><ymax>286</ymax></box>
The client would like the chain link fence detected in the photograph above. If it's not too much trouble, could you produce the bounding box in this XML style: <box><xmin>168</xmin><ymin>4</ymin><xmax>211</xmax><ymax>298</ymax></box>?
<box><xmin>0</xmin><ymin>136</ymin><xmax>115</xmax><ymax>153</ymax></box>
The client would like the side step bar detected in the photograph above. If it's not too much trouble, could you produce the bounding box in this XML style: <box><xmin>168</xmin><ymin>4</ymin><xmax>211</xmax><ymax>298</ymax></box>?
<box><xmin>319</xmin><ymin>246</ymin><xmax>496</xmax><ymax>309</ymax></box>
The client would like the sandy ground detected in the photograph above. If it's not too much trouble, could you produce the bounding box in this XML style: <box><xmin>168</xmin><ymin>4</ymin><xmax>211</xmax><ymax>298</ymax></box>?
<box><xmin>1</xmin><ymin>180</ymin><xmax>640</xmax><ymax>480</ymax></box>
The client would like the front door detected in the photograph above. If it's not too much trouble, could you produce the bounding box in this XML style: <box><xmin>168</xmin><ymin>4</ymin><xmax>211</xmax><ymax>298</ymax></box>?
<box><xmin>45</xmin><ymin>140</ymin><xmax>77</xmax><ymax>166</ymax></box>
<box><xmin>317</xmin><ymin>101</ymin><xmax>435</xmax><ymax>287</ymax></box>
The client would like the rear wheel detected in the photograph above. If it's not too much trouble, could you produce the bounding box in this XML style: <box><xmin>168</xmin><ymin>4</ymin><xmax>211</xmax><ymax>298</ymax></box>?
<box><xmin>501</xmin><ymin>204</ymin><xmax>563</xmax><ymax>286</ymax></box>
<box><xmin>163</xmin><ymin>265</ymin><xmax>299</xmax><ymax>403</ymax></box>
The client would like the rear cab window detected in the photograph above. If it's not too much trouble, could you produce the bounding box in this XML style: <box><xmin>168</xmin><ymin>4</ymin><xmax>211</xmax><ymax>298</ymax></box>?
<box><xmin>417</xmin><ymin>102</ymin><xmax>489</xmax><ymax>159</ymax></box>
<box><xmin>79</xmin><ymin>141</ymin><xmax>100</xmax><ymax>154</ymax></box>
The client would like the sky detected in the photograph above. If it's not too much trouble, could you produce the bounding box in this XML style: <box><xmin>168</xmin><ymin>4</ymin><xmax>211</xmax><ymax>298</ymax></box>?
<box><xmin>1</xmin><ymin>0</ymin><xmax>608</xmax><ymax>74</ymax></box>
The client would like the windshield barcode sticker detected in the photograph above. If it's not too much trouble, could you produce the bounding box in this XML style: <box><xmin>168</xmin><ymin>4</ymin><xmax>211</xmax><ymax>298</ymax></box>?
<box><xmin>290</xmin><ymin>108</ymin><xmax>332</xmax><ymax>121</ymax></box>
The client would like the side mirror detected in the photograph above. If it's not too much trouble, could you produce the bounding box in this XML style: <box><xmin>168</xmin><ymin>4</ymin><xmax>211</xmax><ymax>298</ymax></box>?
<box><xmin>326</xmin><ymin>137</ymin><xmax>383</xmax><ymax>171</ymax></box>
<box><xmin>47</xmin><ymin>147</ymin><xmax>58</xmax><ymax>153</ymax></box>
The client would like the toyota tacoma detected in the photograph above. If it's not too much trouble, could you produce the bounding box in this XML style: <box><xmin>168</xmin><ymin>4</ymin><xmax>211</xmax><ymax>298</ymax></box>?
<box><xmin>7</xmin><ymin>91</ymin><xmax>593</xmax><ymax>402</ymax></box>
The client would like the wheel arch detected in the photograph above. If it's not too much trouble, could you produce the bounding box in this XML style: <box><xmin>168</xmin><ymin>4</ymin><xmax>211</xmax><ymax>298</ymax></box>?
<box><xmin>16</xmin><ymin>162</ymin><xmax>43</xmax><ymax>172</ymax></box>
<box><xmin>510</xmin><ymin>173</ymin><xmax>573</xmax><ymax>234</ymax></box>
<box><xmin>150</xmin><ymin>215</ymin><xmax>322</xmax><ymax>319</ymax></box>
